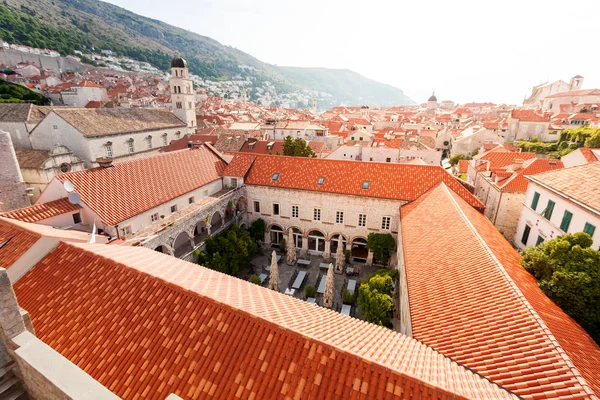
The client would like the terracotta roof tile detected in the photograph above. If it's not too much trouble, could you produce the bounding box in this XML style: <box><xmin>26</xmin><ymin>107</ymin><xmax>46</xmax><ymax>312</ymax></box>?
<box><xmin>13</xmin><ymin>240</ymin><xmax>516</xmax><ymax>400</ymax></box>
<box><xmin>14</xmin><ymin>148</ymin><xmax>50</xmax><ymax>169</ymax></box>
<box><xmin>579</xmin><ymin>148</ymin><xmax>600</xmax><ymax>163</ymax></box>
<box><xmin>0</xmin><ymin>218</ymin><xmax>41</xmax><ymax>269</ymax></box>
<box><xmin>495</xmin><ymin>159</ymin><xmax>563</xmax><ymax>192</ymax></box>
<box><xmin>458</xmin><ymin>160</ymin><xmax>469</xmax><ymax>173</ymax></box>
<box><xmin>528</xmin><ymin>161</ymin><xmax>600</xmax><ymax>214</ymax></box>
<box><xmin>56</xmin><ymin>149</ymin><xmax>226</xmax><ymax>225</ymax></box>
<box><xmin>1</xmin><ymin>198</ymin><xmax>78</xmax><ymax>222</ymax></box>
<box><xmin>475</xmin><ymin>152</ymin><xmax>537</xmax><ymax>171</ymax></box>
<box><xmin>245</xmin><ymin>155</ymin><xmax>485</xmax><ymax>211</ymax></box>
<box><xmin>223</xmin><ymin>154</ymin><xmax>256</xmax><ymax>177</ymax></box>
<box><xmin>401</xmin><ymin>183</ymin><xmax>600</xmax><ymax>399</ymax></box>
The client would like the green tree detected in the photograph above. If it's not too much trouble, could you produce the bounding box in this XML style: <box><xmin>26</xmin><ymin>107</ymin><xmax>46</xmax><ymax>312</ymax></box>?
<box><xmin>471</xmin><ymin>148</ymin><xmax>479</xmax><ymax>156</ymax></box>
<box><xmin>585</xmin><ymin>131</ymin><xmax>600</xmax><ymax>148</ymax></box>
<box><xmin>197</xmin><ymin>224</ymin><xmax>257</xmax><ymax>275</ymax></box>
<box><xmin>520</xmin><ymin>232</ymin><xmax>600</xmax><ymax>343</ymax></box>
<box><xmin>448</xmin><ymin>153</ymin><xmax>468</xmax><ymax>166</ymax></box>
<box><xmin>249</xmin><ymin>218</ymin><xmax>266</xmax><ymax>243</ymax></box>
<box><xmin>282</xmin><ymin>136</ymin><xmax>316</xmax><ymax>157</ymax></box>
<box><xmin>367</xmin><ymin>233</ymin><xmax>395</xmax><ymax>264</ymax></box>
<box><xmin>358</xmin><ymin>274</ymin><xmax>394</xmax><ymax>326</ymax></box>
<box><xmin>305</xmin><ymin>285</ymin><xmax>316</xmax><ymax>298</ymax></box>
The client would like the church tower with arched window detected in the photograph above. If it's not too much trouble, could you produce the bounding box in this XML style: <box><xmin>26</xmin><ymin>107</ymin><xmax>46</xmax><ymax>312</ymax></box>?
<box><xmin>170</xmin><ymin>56</ymin><xmax>196</xmax><ymax>133</ymax></box>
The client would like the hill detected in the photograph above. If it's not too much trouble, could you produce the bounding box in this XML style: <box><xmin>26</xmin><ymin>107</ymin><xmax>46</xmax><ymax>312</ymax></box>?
<box><xmin>0</xmin><ymin>0</ymin><xmax>414</xmax><ymax>106</ymax></box>
<box><xmin>0</xmin><ymin>79</ymin><xmax>47</xmax><ymax>104</ymax></box>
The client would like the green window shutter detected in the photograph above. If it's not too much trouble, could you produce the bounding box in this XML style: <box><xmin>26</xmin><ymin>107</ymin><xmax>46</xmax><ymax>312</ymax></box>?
<box><xmin>536</xmin><ymin>236</ymin><xmax>544</xmax><ymax>246</ymax></box>
<box><xmin>583</xmin><ymin>222</ymin><xmax>596</xmax><ymax>237</ymax></box>
<box><xmin>521</xmin><ymin>225</ymin><xmax>531</xmax><ymax>245</ymax></box>
<box><xmin>560</xmin><ymin>210</ymin><xmax>573</xmax><ymax>232</ymax></box>
<box><xmin>531</xmin><ymin>192</ymin><xmax>540</xmax><ymax>210</ymax></box>
<box><xmin>543</xmin><ymin>200</ymin><xmax>555</xmax><ymax>220</ymax></box>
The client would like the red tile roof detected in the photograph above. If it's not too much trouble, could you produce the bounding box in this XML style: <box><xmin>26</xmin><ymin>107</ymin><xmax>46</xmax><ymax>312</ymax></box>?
<box><xmin>510</xmin><ymin>109</ymin><xmax>550</xmax><ymax>122</ymax></box>
<box><xmin>580</xmin><ymin>148</ymin><xmax>600</xmax><ymax>163</ymax></box>
<box><xmin>245</xmin><ymin>156</ymin><xmax>485</xmax><ymax>211</ymax></box>
<box><xmin>13</xmin><ymin>239</ymin><xmax>515</xmax><ymax>400</ymax></box>
<box><xmin>0</xmin><ymin>198</ymin><xmax>79</xmax><ymax>223</ymax></box>
<box><xmin>0</xmin><ymin>218</ymin><xmax>41</xmax><ymax>269</ymax></box>
<box><xmin>223</xmin><ymin>154</ymin><xmax>256</xmax><ymax>177</ymax></box>
<box><xmin>160</xmin><ymin>134</ymin><xmax>219</xmax><ymax>152</ymax></box>
<box><xmin>545</xmin><ymin>88</ymin><xmax>600</xmax><ymax>98</ymax></box>
<box><xmin>239</xmin><ymin>139</ymin><xmax>324</xmax><ymax>155</ymax></box>
<box><xmin>475</xmin><ymin>151</ymin><xmax>536</xmax><ymax>171</ymax></box>
<box><xmin>401</xmin><ymin>183</ymin><xmax>600</xmax><ymax>399</ymax></box>
<box><xmin>457</xmin><ymin>159</ymin><xmax>469</xmax><ymax>174</ymax></box>
<box><xmin>56</xmin><ymin>149</ymin><xmax>226</xmax><ymax>226</ymax></box>
<box><xmin>494</xmin><ymin>158</ymin><xmax>563</xmax><ymax>192</ymax></box>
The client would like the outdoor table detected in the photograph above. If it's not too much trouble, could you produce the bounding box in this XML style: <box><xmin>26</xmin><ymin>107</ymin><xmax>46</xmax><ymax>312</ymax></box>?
<box><xmin>284</xmin><ymin>288</ymin><xmax>295</xmax><ymax>296</ymax></box>
<box><xmin>319</xmin><ymin>263</ymin><xmax>330</xmax><ymax>269</ymax></box>
<box><xmin>317</xmin><ymin>276</ymin><xmax>326</xmax><ymax>294</ymax></box>
<box><xmin>292</xmin><ymin>271</ymin><xmax>307</xmax><ymax>289</ymax></box>
<box><xmin>307</xmin><ymin>297</ymin><xmax>316</xmax><ymax>304</ymax></box>
<box><xmin>265</xmin><ymin>265</ymin><xmax>271</xmax><ymax>272</ymax></box>
<box><xmin>346</xmin><ymin>266</ymin><xmax>354</xmax><ymax>275</ymax></box>
<box><xmin>259</xmin><ymin>273</ymin><xmax>267</xmax><ymax>284</ymax></box>
<box><xmin>347</xmin><ymin>279</ymin><xmax>357</xmax><ymax>294</ymax></box>
<box><xmin>341</xmin><ymin>304</ymin><xmax>351</xmax><ymax>316</ymax></box>
<box><xmin>297</xmin><ymin>259</ymin><xmax>311</xmax><ymax>266</ymax></box>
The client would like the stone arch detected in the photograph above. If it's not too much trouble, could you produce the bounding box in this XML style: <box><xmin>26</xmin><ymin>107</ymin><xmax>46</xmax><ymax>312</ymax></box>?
<box><xmin>269</xmin><ymin>224</ymin><xmax>284</xmax><ymax>247</ymax></box>
<box><xmin>330</xmin><ymin>233</ymin><xmax>348</xmax><ymax>254</ymax></box>
<box><xmin>224</xmin><ymin>200</ymin><xmax>235</xmax><ymax>222</ymax></box>
<box><xmin>210</xmin><ymin>211</ymin><xmax>223</xmax><ymax>231</ymax></box>
<box><xmin>307</xmin><ymin>229</ymin><xmax>326</xmax><ymax>253</ymax></box>
<box><xmin>236</xmin><ymin>196</ymin><xmax>247</xmax><ymax>212</ymax></box>
<box><xmin>351</xmin><ymin>236</ymin><xmax>368</xmax><ymax>262</ymax></box>
<box><xmin>193</xmin><ymin>220</ymin><xmax>208</xmax><ymax>245</ymax></box>
<box><xmin>172</xmin><ymin>231</ymin><xmax>193</xmax><ymax>258</ymax></box>
<box><xmin>154</xmin><ymin>244</ymin><xmax>173</xmax><ymax>256</ymax></box>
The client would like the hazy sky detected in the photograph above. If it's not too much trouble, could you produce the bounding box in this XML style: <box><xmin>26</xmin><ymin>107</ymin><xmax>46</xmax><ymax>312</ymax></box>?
<box><xmin>104</xmin><ymin>0</ymin><xmax>599</xmax><ymax>105</ymax></box>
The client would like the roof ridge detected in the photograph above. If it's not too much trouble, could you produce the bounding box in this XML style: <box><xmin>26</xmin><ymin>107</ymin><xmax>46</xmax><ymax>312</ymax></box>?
<box><xmin>68</xmin><ymin>242</ymin><xmax>515</xmax><ymax>399</ymax></box>
<box><xmin>441</xmin><ymin>185</ymin><xmax>597</xmax><ymax>398</ymax></box>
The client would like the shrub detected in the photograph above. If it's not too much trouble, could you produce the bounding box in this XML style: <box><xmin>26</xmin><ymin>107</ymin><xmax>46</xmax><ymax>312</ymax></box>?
<box><xmin>250</xmin><ymin>275</ymin><xmax>261</xmax><ymax>285</ymax></box>
<box><xmin>305</xmin><ymin>285</ymin><xmax>316</xmax><ymax>298</ymax></box>
<box><xmin>249</xmin><ymin>218</ymin><xmax>266</xmax><ymax>242</ymax></box>
<box><xmin>342</xmin><ymin>289</ymin><xmax>354</xmax><ymax>305</ymax></box>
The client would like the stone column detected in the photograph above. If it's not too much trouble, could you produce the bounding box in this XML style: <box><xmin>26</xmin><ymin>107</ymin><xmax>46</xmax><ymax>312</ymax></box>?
<box><xmin>323</xmin><ymin>240</ymin><xmax>331</xmax><ymax>261</ymax></box>
<box><xmin>366</xmin><ymin>250</ymin><xmax>374</xmax><ymax>266</ymax></box>
<box><xmin>300</xmin><ymin>235</ymin><xmax>309</xmax><ymax>257</ymax></box>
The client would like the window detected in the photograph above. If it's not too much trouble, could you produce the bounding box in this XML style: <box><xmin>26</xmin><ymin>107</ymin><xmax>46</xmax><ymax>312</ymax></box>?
<box><xmin>386</xmin><ymin>158</ymin><xmax>391</xmax><ymax>163</ymax></box>
<box><xmin>122</xmin><ymin>226</ymin><xmax>132</xmax><ymax>236</ymax></box>
<box><xmin>560</xmin><ymin>210</ymin><xmax>573</xmax><ymax>232</ymax></box>
<box><xmin>317</xmin><ymin>177</ymin><xmax>324</xmax><ymax>185</ymax></box>
<box><xmin>521</xmin><ymin>225</ymin><xmax>531</xmax><ymax>245</ymax></box>
<box><xmin>381</xmin><ymin>216</ymin><xmax>391</xmax><ymax>230</ymax></box>
<box><xmin>170</xmin><ymin>205</ymin><xmax>177</xmax><ymax>214</ymax></box>
<box><xmin>162</xmin><ymin>134</ymin><xmax>168</xmax><ymax>146</ymax></box>
<box><xmin>176</xmin><ymin>101</ymin><xmax>182</xmax><ymax>109</ymax></box>
<box><xmin>175</xmin><ymin>132</ymin><xmax>181</xmax><ymax>139</ymax></box>
<box><xmin>362</xmin><ymin>181</ymin><xmax>370</xmax><ymax>190</ymax></box>
<box><xmin>292</xmin><ymin>205</ymin><xmax>299</xmax><ymax>218</ymax></box>
<box><xmin>127</xmin><ymin>140</ymin><xmax>135</xmax><ymax>153</ymax></box>
<box><xmin>541</xmin><ymin>200</ymin><xmax>555</xmax><ymax>220</ymax></box>
<box><xmin>146</xmin><ymin>137</ymin><xmax>152</xmax><ymax>149</ymax></box>
<box><xmin>52</xmin><ymin>125</ymin><xmax>59</xmax><ymax>130</ymax></box>
<box><xmin>273</xmin><ymin>203</ymin><xmax>280</xmax><ymax>216</ymax></box>
<box><xmin>105</xmin><ymin>145</ymin><xmax>113</xmax><ymax>158</ymax></box>
<box><xmin>531</xmin><ymin>192</ymin><xmax>540</xmax><ymax>211</ymax></box>
<box><xmin>188</xmin><ymin>102</ymin><xmax>192</xmax><ymax>110</ymax></box>
<box><xmin>188</xmin><ymin>196</ymin><xmax>194</xmax><ymax>204</ymax></box>
<box><xmin>72</xmin><ymin>212</ymin><xmax>81</xmax><ymax>224</ymax></box>
<box><xmin>231</xmin><ymin>178</ymin><xmax>238</xmax><ymax>188</ymax></box>
<box><xmin>272</xmin><ymin>172</ymin><xmax>280</xmax><ymax>181</ymax></box>
<box><xmin>584</xmin><ymin>222</ymin><xmax>596</xmax><ymax>237</ymax></box>
<box><xmin>536</xmin><ymin>235</ymin><xmax>544</xmax><ymax>246</ymax></box>
<box><xmin>253</xmin><ymin>201</ymin><xmax>260</xmax><ymax>213</ymax></box>
<box><xmin>313</xmin><ymin>208</ymin><xmax>321</xmax><ymax>221</ymax></box>
<box><xmin>336</xmin><ymin>211</ymin><xmax>344</xmax><ymax>224</ymax></box>
<box><xmin>151</xmin><ymin>213</ymin><xmax>159</xmax><ymax>223</ymax></box>
<box><xmin>358</xmin><ymin>214</ymin><xmax>367</xmax><ymax>227</ymax></box>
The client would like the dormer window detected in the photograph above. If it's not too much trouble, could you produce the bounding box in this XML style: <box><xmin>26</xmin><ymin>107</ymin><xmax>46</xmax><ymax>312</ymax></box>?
<box><xmin>362</xmin><ymin>181</ymin><xmax>370</xmax><ymax>190</ymax></box>
<box><xmin>272</xmin><ymin>173</ymin><xmax>280</xmax><ymax>182</ymax></box>
<box><xmin>317</xmin><ymin>177</ymin><xmax>324</xmax><ymax>185</ymax></box>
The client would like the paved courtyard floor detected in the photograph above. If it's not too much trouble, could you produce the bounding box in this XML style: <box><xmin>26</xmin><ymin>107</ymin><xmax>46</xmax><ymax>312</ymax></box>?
<box><xmin>244</xmin><ymin>248</ymin><xmax>381</xmax><ymax>319</ymax></box>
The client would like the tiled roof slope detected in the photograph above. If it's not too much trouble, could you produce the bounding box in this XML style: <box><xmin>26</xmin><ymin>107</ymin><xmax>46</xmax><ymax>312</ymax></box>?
<box><xmin>223</xmin><ymin>154</ymin><xmax>256</xmax><ymax>177</ymax></box>
<box><xmin>245</xmin><ymin>155</ymin><xmax>485</xmax><ymax>211</ymax></box>
<box><xmin>160</xmin><ymin>134</ymin><xmax>219</xmax><ymax>152</ymax></box>
<box><xmin>495</xmin><ymin>158</ymin><xmax>563</xmax><ymax>192</ymax></box>
<box><xmin>0</xmin><ymin>103</ymin><xmax>57</xmax><ymax>123</ymax></box>
<box><xmin>1</xmin><ymin>198</ymin><xmax>78</xmax><ymax>222</ymax></box>
<box><xmin>401</xmin><ymin>183</ymin><xmax>600</xmax><ymax>399</ymax></box>
<box><xmin>528</xmin><ymin>161</ymin><xmax>600</xmax><ymax>215</ymax></box>
<box><xmin>14</xmin><ymin>241</ymin><xmax>516</xmax><ymax>400</ymax></box>
<box><xmin>0</xmin><ymin>218</ymin><xmax>41</xmax><ymax>269</ymax></box>
<box><xmin>457</xmin><ymin>159</ymin><xmax>468</xmax><ymax>173</ymax></box>
<box><xmin>51</xmin><ymin>108</ymin><xmax>186</xmax><ymax>137</ymax></box>
<box><xmin>476</xmin><ymin>152</ymin><xmax>536</xmax><ymax>171</ymax></box>
<box><xmin>579</xmin><ymin>148</ymin><xmax>600</xmax><ymax>163</ymax></box>
<box><xmin>56</xmin><ymin>148</ymin><xmax>226</xmax><ymax>225</ymax></box>
<box><xmin>14</xmin><ymin>149</ymin><xmax>50</xmax><ymax>168</ymax></box>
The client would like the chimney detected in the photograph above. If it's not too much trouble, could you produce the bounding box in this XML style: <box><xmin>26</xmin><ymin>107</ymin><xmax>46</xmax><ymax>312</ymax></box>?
<box><xmin>187</xmin><ymin>141</ymin><xmax>193</xmax><ymax>148</ymax></box>
<box><xmin>96</xmin><ymin>157</ymin><xmax>113</xmax><ymax>168</ymax></box>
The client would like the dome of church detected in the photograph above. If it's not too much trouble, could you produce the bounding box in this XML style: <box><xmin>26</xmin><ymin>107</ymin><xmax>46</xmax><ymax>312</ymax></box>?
<box><xmin>428</xmin><ymin>92</ymin><xmax>437</xmax><ymax>102</ymax></box>
<box><xmin>171</xmin><ymin>56</ymin><xmax>187</xmax><ymax>68</ymax></box>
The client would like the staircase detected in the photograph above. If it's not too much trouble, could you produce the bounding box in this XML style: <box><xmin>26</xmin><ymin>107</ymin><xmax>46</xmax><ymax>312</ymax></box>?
<box><xmin>0</xmin><ymin>367</ymin><xmax>27</xmax><ymax>400</ymax></box>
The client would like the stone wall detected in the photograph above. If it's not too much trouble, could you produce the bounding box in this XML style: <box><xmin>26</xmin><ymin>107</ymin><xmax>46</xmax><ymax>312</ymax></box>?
<box><xmin>0</xmin><ymin>131</ymin><xmax>30</xmax><ymax>211</ymax></box>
